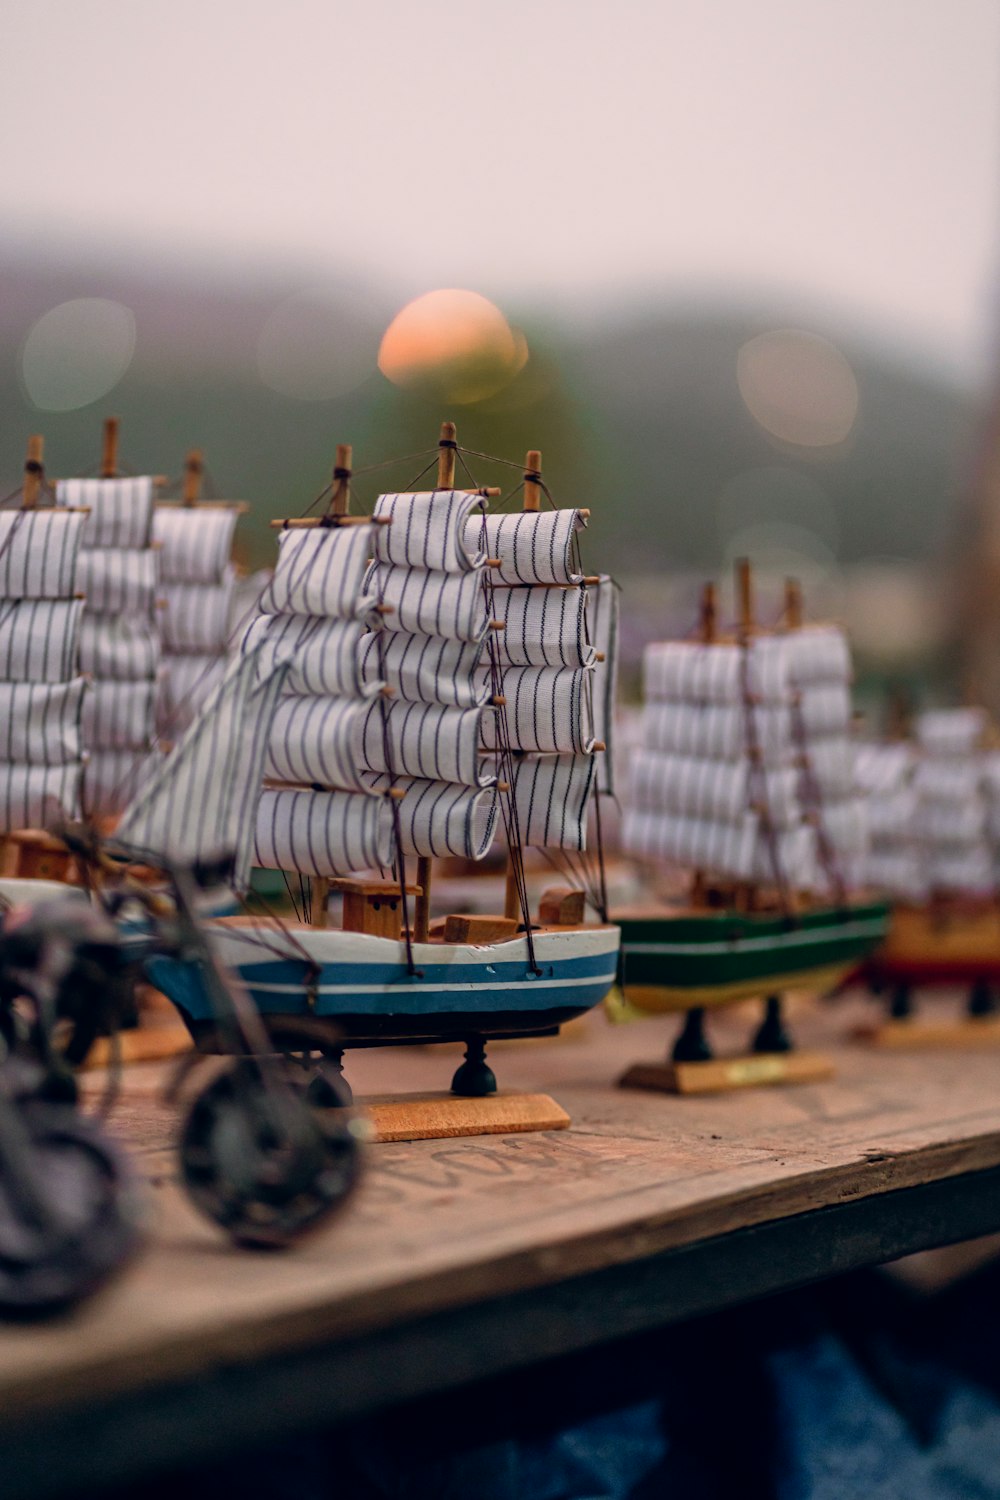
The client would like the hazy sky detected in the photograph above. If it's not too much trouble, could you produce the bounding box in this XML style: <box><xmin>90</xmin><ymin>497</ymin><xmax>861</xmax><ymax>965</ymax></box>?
<box><xmin>3</xmin><ymin>0</ymin><xmax>998</xmax><ymax>374</ymax></box>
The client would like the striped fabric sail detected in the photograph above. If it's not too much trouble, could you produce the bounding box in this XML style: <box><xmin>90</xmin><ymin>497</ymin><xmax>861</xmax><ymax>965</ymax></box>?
<box><xmin>625</xmin><ymin>630</ymin><xmax>815</xmax><ymax>889</ymax></box>
<box><xmin>480</xmin><ymin>666</ymin><xmax>595</xmax><ymax>754</ymax></box>
<box><xmin>116</xmin><ymin>646</ymin><xmax>290</xmax><ymax>890</ymax></box>
<box><xmin>474</xmin><ymin>509</ymin><xmax>587</xmax><ymax>585</ymax></box>
<box><xmin>0</xmin><ymin>599</ymin><xmax>83</xmax><ymax>683</ymax></box>
<box><xmin>82</xmin><ymin>749</ymin><xmax>156</xmax><ymax>823</ymax></box>
<box><xmin>630</xmin><ymin>750</ymin><xmax>801</xmax><ymax>827</ymax></box>
<box><xmin>0</xmin><ymin>764</ymin><xmax>84</xmax><ymax>834</ymax></box>
<box><xmin>266</xmin><ymin>696</ymin><xmax>370</xmax><ymax>792</ymax></box>
<box><xmin>154</xmin><ymin>507</ymin><xmax>239</xmax><ymax>585</ymax></box>
<box><xmin>261</xmin><ymin>526</ymin><xmax>374</xmax><ymax>618</ymax></box>
<box><xmin>784</xmin><ymin>625</ymin><xmax>869</xmax><ymax>893</ymax></box>
<box><xmin>643</xmin><ymin>637</ymin><xmax>791</xmax><ymax>706</ymax></box>
<box><xmin>153</xmin><ymin>507</ymin><xmax>241</xmax><ymax>736</ymax></box>
<box><xmin>254</xmin><ymin>786</ymin><xmax>394</xmax><ymax>876</ymax></box>
<box><xmin>0</xmin><ymin>679</ymin><xmax>86</xmax><ymax>764</ymax></box>
<box><xmin>365</xmin><ymin>563</ymin><xmax>489</xmax><ymax>642</ymax></box>
<box><xmin>242</xmin><ymin>613</ymin><xmax>373</xmax><ymax>699</ymax></box>
<box><xmin>75</xmin><ymin>548</ymin><xmax>159</xmax><ymax>614</ymax></box>
<box><xmin>359</xmin><ymin>699</ymin><xmax>494</xmax><ymax>787</ymax></box>
<box><xmin>357</xmin><ymin>629</ymin><xmax>490</xmax><ymax>708</ymax></box>
<box><xmin>83</xmin><ymin>679</ymin><xmax>160</xmax><ymax>751</ymax></box>
<box><xmin>251</xmin><ymin>519</ymin><xmax>402</xmax><ymax>876</ymax></box>
<box><xmin>491</xmin><ymin>584</ymin><xmax>595</xmax><ymax>669</ymax></box>
<box><xmin>0</xmin><ymin>510</ymin><xmax>87</xmax><ymax>833</ymax></box>
<box><xmin>56</xmin><ymin>477</ymin><xmax>154</xmax><ymax>549</ymax></box>
<box><xmin>160</xmin><ymin>575</ymin><xmax>235</xmax><ymax>653</ymax></box>
<box><xmin>363</xmin><ymin>772</ymin><xmax>499</xmax><ymax>860</ymax></box>
<box><xmin>510</xmin><ymin>754</ymin><xmax>595</xmax><ymax>852</ymax></box>
<box><xmin>374</xmin><ymin>490</ymin><xmax>487</xmax><ymax>572</ymax></box>
<box><xmin>158</xmin><ymin>654</ymin><xmax>226</xmax><ymax>731</ymax></box>
<box><xmin>79</xmin><ymin>614</ymin><xmax>159</xmax><ymax>682</ymax></box>
<box><xmin>911</xmin><ymin>708</ymin><xmax>994</xmax><ymax>898</ymax></box>
<box><xmin>56</xmin><ymin>476</ymin><xmax>161</xmax><ymax>817</ymax></box>
<box><xmin>0</xmin><ymin>510</ymin><xmax>87</xmax><ymax>600</ymax></box>
<box><xmin>856</xmin><ymin>742</ymin><xmax>923</xmax><ymax>900</ymax></box>
<box><xmin>622</xmin><ymin>807</ymin><xmax>815</xmax><ymax>886</ymax></box>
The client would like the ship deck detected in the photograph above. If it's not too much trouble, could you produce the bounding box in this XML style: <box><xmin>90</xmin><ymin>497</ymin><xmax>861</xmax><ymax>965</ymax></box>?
<box><xmin>3</xmin><ymin>990</ymin><xmax>1000</xmax><ymax>1497</ymax></box>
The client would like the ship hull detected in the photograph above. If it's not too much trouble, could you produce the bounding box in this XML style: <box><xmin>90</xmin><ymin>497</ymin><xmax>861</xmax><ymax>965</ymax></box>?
<box><xmin>147</xmin><ymin>922</ymin><xmax>621</xmax><ymax>1048</ymax></box>
<box><xmin>864</xmin><ymin>903</ymin><xmax>1000</xmax><ymax>986</ymax></box>
<box><xmin>617</xmin><ymin>900</ymin><xmax>890</xmax><ymax>1013</ymax></box>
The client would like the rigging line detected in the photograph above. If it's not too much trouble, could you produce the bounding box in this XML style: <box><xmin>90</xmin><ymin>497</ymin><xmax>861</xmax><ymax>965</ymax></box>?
<box><xmin>479</xmin><ymin>526</ymin><xmax>540</xmax><ymax>971</ymax></box>
<box><xmin>350</xmin><ymin>447</ymin><xmax>439</xmax><ymax>477</ymax></box>
<box><xmin>739</xmin><ymin>636</ymin><xmax>794</xmax><ymax>919</ymax></box>
<box><xmin>789</xmin><ymin>688</ymin><xmax>847</xmax><ymax>909</ymax></box>
<box><xmin>592</xmin><ymin>787</ymin><xmax>610</xmax><ymax>922</ymax></box>
<box><xmin>486</xmin><ymin>480</ymin><xmax>526</xmax><ymax>515</ymax></box>
<box><xmin>372</xmin><ymin>555</ymin><xmax>418</xmax><ymax>975</ymax></box>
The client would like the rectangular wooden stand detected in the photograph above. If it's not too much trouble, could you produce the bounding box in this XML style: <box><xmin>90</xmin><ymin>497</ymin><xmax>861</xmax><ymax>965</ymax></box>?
<box><xmin>620</xmin><ymin>1050</ymin><xmax>834</xmax><ymax>1096</ymax></box>
<box><xmin>854</xmin><ymin>1017</ymin><xmax>1000</xmax><ymax>1050</ymax></box>
<box><xmin>360</xmin><ymin>1091</ymin><xmax>571</xmax><ymax>1142</ymax></box>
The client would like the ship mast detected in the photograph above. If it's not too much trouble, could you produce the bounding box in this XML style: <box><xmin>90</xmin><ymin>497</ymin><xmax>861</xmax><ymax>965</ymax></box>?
<box><xmin>411</xmin><ymin>424</ymin><xmax>457</xmax><ymax>942</ymax></box>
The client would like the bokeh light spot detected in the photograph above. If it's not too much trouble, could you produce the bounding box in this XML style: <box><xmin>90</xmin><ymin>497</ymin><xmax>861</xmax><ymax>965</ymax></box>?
<box><xmin>257</xmin><ymin>290</ymin><xmax>378</xmax><ymax>401</ymax></box>
<box><xmin>737</xmin><ymin>330</ymin><xmax>859</xmax><ymax>447</ymax></box>
<box><xmin>21</xmin><ymin>298</ymin><xmax>136</xmax><ymax>412</ymax></box>
<box><xmin>378</xmin><ymin>289</ymin><xmax>527</xmax><ymax>405</ymax></box>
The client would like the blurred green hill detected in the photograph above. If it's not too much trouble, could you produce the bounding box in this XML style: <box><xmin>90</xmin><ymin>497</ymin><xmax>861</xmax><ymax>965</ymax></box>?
<box><xmin>0</xmin><ymin>250</ymin><xmax>979</xmax><ymax>577</ymax></box>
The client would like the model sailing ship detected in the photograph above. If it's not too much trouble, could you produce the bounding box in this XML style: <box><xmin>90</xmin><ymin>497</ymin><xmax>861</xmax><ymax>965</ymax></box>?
<box><xmin>615</xmin><ymin>565</ymin><xmax>889</xmax><ymax>1092</ymax></box>
<box><xmin>123</xmin><ymin>424</ymin><xmax>621</xmax><ymax>1110</ymax></box>
<box><xmin>857</xmin><ymin>706</ymin><xmax>1000</xmax><ymax>1041</ymax></box>
<box><xmin>0</xmin><ymin>436</ymin><xmax>91</xmax><ymax>905</ymax></box>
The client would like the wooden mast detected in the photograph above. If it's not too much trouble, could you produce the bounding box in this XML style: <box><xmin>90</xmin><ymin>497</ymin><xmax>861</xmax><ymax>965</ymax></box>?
<box><xmin>312</xmin><ymin>445</ymin><xmax>353</xmax><ymax>931</ymax></box>
<box><xmin>182</xmin><ymin>450</ymin><xmax>203</xmax><ymax>507</ymax></box>
<box><xmin>22</xmin><ymin>435</ymin><xmax>43</xmax><ymax>511</ymax></box>
<box><xmin>501</xmin><ymin>449</ymin><xmax>542</xmax><ymax>922</ymax></box>
<box><xmin>413</xmin><ymin>423</ymin><xmax>457</xmax><ymax>941</ymax></box>
<box><xmin>100</xmin><ymin>417</ymin><xmax>120</xmax><ymax>479</ymax></box>
<box><xmin>784</xmin><ymin>576</ymin><xmax>803</xmax><ymax>631</ymax></box>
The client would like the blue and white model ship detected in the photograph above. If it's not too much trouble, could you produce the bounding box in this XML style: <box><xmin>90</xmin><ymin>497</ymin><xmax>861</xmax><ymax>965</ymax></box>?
<box><xmin>122</xmin><ymin>426</ymin><xmax>621</xmax><ymax>1096</ymax></box>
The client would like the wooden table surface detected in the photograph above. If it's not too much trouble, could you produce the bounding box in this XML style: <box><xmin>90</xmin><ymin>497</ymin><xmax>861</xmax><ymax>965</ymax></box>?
<box><xmin>3</xmin><ymin>993</ymin><xmax>1000</xmax><ymax>1497</ymax></box>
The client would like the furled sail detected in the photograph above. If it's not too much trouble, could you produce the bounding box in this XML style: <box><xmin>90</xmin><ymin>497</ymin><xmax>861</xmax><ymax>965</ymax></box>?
<box><xmin>912</xmin><ymin>708</ymin><xmax>993</xmax><ymax>897</ymax></box>
<box><xmin>622</xmin><ymin>633</ymin><xmax>818</xmax><ymax>891</ymax></box>
<box><xmin>246</xmin><ymin>522</ymin><xmax>392</xmax><ymax>876</ymax></box>
<box><xmin>55</xmin><ymin>476</ymin><xmax>160</xmax><ymax>817</ymax></box>
<box><xmin>114</xmin><ymin>645</ymin><xmax>288</xmax><ymax>889</ymax></box>
<box><xmin>153</xmin><ymin>504</ymin><xmax>240</xmax><ymax>734</ymax></box>
<box><xmin>365</xmin><ymin>489</ymin><xmax>500</xmax><ymax>860</ymax></box>
<box><xmin>783</xmin><ymin>624</ymin><xmax>868</xmax><ymax>894</ymax></box>
<box><xmin>470</xmin><ymin>506</ymin><xmax>606</xmax><ymax>853</ymax></box>
<box><xmin>0</xmin><ymin>508</ymin><xmax>87</xmax><ymax>832</ymax></box>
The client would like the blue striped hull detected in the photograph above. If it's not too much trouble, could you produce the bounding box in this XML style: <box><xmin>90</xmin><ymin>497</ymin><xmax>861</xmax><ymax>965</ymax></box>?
<box><xmin>147</xmin><ymin>922</ymin><xmax>621</xmax><ymax>1048</ymax></box>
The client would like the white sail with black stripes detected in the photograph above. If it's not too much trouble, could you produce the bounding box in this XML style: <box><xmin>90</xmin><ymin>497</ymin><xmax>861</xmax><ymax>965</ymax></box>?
<box><xmin>622</xmin><ymin>633</ymin><xmax>818</xmax><ymax>890</ymax></box>
<box><xmin>783</xmin><ymin>624</ymin><xmax>869</xmax><ymax>895</ymax></box>
<box><xmin>0</xmin><ymin>506</ymin><xmax>88</xmax><ymax>832</ymax></box>
<box><xmin>466</xmin><ymin>505</ymin><xmax>609</xmax><ymax>853</ymax></box>
<box><xmin>242</xmin><ymin>521</ymin><xmax>392</xmax><ymax>878</ymax></box>
<box><xmin>153</xmin><ymin>504</ymin><xmax>240</xmax><ymax>734</ymax></box>
<box><xmin>115</xmin><ymin>644</ymin><xmax>288</xmax><ymax>890</ymax></box>
<box><xmin>55</xmin><ymin>476</ymin><xmax>160</xmax><ymax>817</ymax></box>
<box><xmin>364</xmin><ymin>489</ymin><xmax>501</xmax><ymax>860</ymax></box>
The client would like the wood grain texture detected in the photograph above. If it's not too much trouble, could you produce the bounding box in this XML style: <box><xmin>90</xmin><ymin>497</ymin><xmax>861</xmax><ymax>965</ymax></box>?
<box><xmin>365</xmin><ymin>1091</ymin><xmax>570</xmax><ymax>1142</ymax></box>
<box><xmin>3</xmin><ymin>992</ymin><xmax>1000</xmax><ymax>1432</ymax></box>
<box><xmin>854</xmin><ymin>1016</ymin><xmax>1000</xmax><ymax>1049</ymax></box>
